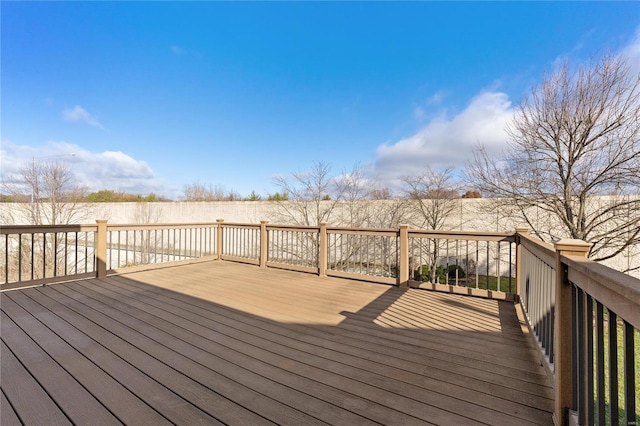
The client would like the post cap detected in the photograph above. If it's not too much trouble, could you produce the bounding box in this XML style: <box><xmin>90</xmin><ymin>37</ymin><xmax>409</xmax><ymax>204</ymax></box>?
<box><xmin>554</xmin><ymin>239</ymin><xmax>591</xmax><ymax>256</ymax></box>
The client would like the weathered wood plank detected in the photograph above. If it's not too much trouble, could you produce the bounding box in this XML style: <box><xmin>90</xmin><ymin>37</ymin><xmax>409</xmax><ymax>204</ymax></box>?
<box><xmin>0</xmin><ymin>309</ymin><xmax>121</xmax><ymax>425</ymax></box>
<box><xmin>103</xmin><ymin>275</ymin><xmax>553</xmax><ymax>422</ymax></box>
<box><xmin>22</xmin><ymin>286</ymin><xmax>275</xmax><ymax>426</ymax></box>
<box><xmin>115</xmin><ymin>263</ymin><xmax>551</xmax><ymax>383</ymax></box>
<box><xmin>53</xmin><ymin>282</ymin><xmax>386</xmax><ymax>426</ymax></box>
<box><xmin>44</xmin><ymin>284</ymin><xmax>326</xmax><ymax>426</ymax></box>
<box><xmin>1</xmin><ymin>293</ymin><xmax>170</xmax><ymax>426</ymax></box>
<box><xmin>73</xmin><ymin>280</ymin><xmax>463</xmax><ymax>425</ymax></box>
<box><xmin>0</xmin><ymin>389</ymin><xmax>23</xmax><ymax>426</ymax></box>
<box><xmin>6</xmin><ymin>290</ymin><xmax>206</xmax><ymax>426</ymax></box>
<box><xmin>192</xmin><ymin>294</ymin><xmax>549</xmax><ymax>407</ymax></box>
<box><xmin>2</xmin><ymin>261</ymin><xmax>554</xmax><ymax>426</ymax></box>
<box><xmin>137</xmin><ymin>264</ymin><xmax>547</xmax><ymax>373</ymax></box>
<box><xmin>0</xmin><ymin>341</ymin><xmax>71</xmax><ymax>426</ymax></box>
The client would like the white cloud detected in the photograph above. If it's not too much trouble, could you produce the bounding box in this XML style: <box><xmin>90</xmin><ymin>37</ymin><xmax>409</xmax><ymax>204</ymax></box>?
<box><xmin>371</xmin><ymin>91</ymin><xmax>514</xmax><ymax>187</ymax></box>
<box><xmin>62</xmin><ymin>106</ymin><xmax>104</xmax><ymax>129</ymax></box>
<box><xmin>0</xmin><ymin>139</ymin><xmax>31</xmax><ymax>187</ymax></box>
<box><xmin>370</xmin><ymin>25</ymin><xmax>640</xmax><ymax>190</ymax></box>
<box><xmin>0</xmin><ymin>140</ymin><xmax>165</xmax><ymax>196</ymax></box>
<box><xmin>70</xmin><ymin>149</ymin><xmax>163</xmax><ymax>194</ymax></box>
<box><xmin>620</xmin><ymin>26</ymin><xmax>640</xmax><ymax>78</ymax></box>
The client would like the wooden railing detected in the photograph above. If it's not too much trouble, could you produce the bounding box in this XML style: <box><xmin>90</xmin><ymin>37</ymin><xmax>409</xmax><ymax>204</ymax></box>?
<box><xmin>1</xmin><ymin>220</ymin><xmax>638</xmax><ymax>424</ymax></box>
<box><xmin>1</xmin><ymin>220</ymin><xmax>517</xmax><ymax>297</ymax></box>
<box><xmin>519</xmin><ymin>229</ymin><xmax>558</xmax><ymax>373</ymax></box>
<box><xmin>408</xmin><ymin>229</ymin><xmax>516</xmax><ymax>299</ymax></box>
<box><xmin>518</xmin><ymin>230</ymin><xmax>639</xmax><ymax>426</ymax></box>
<box><xmin>218</xmin><ymin>222</ymin><xmax>517</xmax><ymax>296</ymax></box>
<box><xmin>106</xmin><ymin>222</ymin><xmax>218</xmax><ymax>270</ymax></box>
<box><xmin>219</xmin><ymin>221</ymin><xmax>260</xmax><ymax>265</ymax></box>
<box><xmin>0</xmin><ymin>221</ymin><xmax>218</xmax><ymax>289</ymax></box>
<box><xmin>0</xmin><ymin>224</ymin><xmax>99</xmax><ymax>290</ymax></box>
<box><xmin>266</xmin><ymin>224</ymin><xmax>320</xmax><ymax>273</ymax></box>
<box><xmin>326</xmin><ymin>225</ymin><xmax>400</xmax><ymax>285</ymax></box>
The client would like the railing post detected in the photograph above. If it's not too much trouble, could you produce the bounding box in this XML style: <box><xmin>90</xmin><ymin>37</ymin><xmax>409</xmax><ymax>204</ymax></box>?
<box><xmin>515</xmin><ymin>227</ymin><xmax>529</xmax><ymax>300</ymax></box>
<box><xmin>96</xmin><ymin>220</ymin><xmax>108</xmax><ymax>279</ymax></box>
<box><xmin>260</xmin><ymin>221</ymin><xmax>268</xmax><ymax>269</ymax></box>
<box><xmin>553</xmin><ymin>239</ymin><xmax>591</xmax><ymax>426</ymax></box>
<box><xmin>399</xmin><ymin>224</ymin><xmax>409</xmax><ymax>287</ymax></box>
<box><xmin>216</xmin><ymin>219</ymin><xmax>224</xmax><ymax>260</ymax></box>
<box><xmin>319</xmin><ymin>223</ymin><xmax>327</xmax><ymax>277</ymax></box>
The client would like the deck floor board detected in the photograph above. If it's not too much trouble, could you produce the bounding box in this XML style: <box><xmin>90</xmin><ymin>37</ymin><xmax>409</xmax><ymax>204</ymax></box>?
<box><xmin>75</xmin><ymin>280</ymin><xmax>493</xmax><ymax>425</ymax></box>
<box><xmin>0</xmin><ymin>309</ymin><xmax>122</xmax><ymax>425</ymax></box>
<box><xmin>0</xmin><ymin>390</ymin><xmax>22</xmax><ymax>426</ymax></box>
<box><xmin>1</xmin><ymin>260</ymin><xmax>554</xmax><ymax>425</ymax></box>
<box><xmin>68</xmin><ymin>281</ymin><xmax>432</xmax><ymax>425</ymax></box>
<box><xmin>101</xmin><ymin>275</ymin><xmax>553</xmax><ymax>414</ymax></box>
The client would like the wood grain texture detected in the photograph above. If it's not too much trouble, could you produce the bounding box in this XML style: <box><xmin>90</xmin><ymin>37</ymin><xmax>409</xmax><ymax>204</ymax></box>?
<box><xmin>1</xmin><ymin>260</ymin><xmax>554</xmax><ymax>425</ymax></box>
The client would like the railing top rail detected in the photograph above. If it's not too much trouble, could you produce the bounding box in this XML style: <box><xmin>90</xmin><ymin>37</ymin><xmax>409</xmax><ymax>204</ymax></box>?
<box><xmin>1</xmin><ymin>224</ymin><xmax>99</xmax><ymax>234</ymax></box>
<box><xmin>107</xmin><ymin>222</ymin><xmax>220</xmax><ymax>231</ymax></box>
<box><xmin>519</xmin><ymin>232</ymin><xmax>556</xmax><ymax>266</ymax></box>
<box><xmin>219</xmin><ymin>222</ymin><xmax>261</xmax><ymax>229</ymax></box>
<box><xmin>266</xmin><ymin>224</ymin><xmax>320</xmax><ymax>232</ymax></box>
<box><xmin>327</xmin><ymin>226</ymin><xmax>397</xmax><ymax>236</ymax></box>
<box><xmin>563</xmin><ymin>252</ymin><xmax>640</xmax><ymax>329</ymax></box>
<box><xmin>409</xmin><ymin>229</ymin><xmax>516</xmax><ymax>242</ymax></box>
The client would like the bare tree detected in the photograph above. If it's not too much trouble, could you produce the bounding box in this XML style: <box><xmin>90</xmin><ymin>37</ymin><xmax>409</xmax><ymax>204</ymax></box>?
<box><xmin>181</xmin><ymin>183</ymin><xmax>210</xmax><ymax>201</ymax></box>
<box><xmin>368</xmin><ymin>187</ymin><xmax>394</xmax><ymax>201</ymax></box>
<box><xmin>467</xmin><ymin>55</ymin><xmax>640</xmax><ymax>267</ymax></box>
<box><xmin>270</xmin><ymin>161</ymin><xmax>379</xmax><ymax>271</ymax></box>
<box><xmin>402</xmin><ymin>166</ymin><xmax>459</xmax><ymax>230</ymax></box>
<box><xmin>402</xmin><ymin>166</ymin><xmax>460</xmax><ymax>282</ymax></box>
<box><xmin>181</xmin><ymin>183</ymin><xmax>241</xmax><ymax>201</ymax></box>
<box><xmin>271</xmin><ymin>160</ymin><xmax>347</xmax><ymax>226</ymax></box>
<box><xmin>133</xmin><ymin>202</ymin><xmax>163</xmax><ymax>265</ymax></box>
<box><xmin>364</xmin><ymin>186</ymin><xmax>411</xmax><ymax>229</ymax></box>
<box><xmin>333</xmin><ymin>164</ymin><xmax>372</xmax><ymax>228</ymax></box>
<box><xmin>1</xmin><ymin>159</ymin><xmax>90</xmax><ymax>280</ymax></box>
<box><xmin>3</xmin><ymin>160</ymin><xmax>89</xmax><ymax>225</ymax></box>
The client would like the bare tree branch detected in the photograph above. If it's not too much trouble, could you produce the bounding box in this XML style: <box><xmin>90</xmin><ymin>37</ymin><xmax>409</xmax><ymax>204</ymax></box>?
<box><xmin>271</xmin><ymin>160</ymin><xmax>347</xmax><ymax>226</ymax></box>
<box><xmin>3</xmin><ymin>160</ymin><xmax>91</xmax><ymax>225</ymax></box>
<box><xmin>467</xmin><ymin>54</ymin><xmax>640</xmax><ymax>262</ymax></box>
<box><xmin>402</xmin><ymin>166</ymin><xmax>460</xmax><ymax>230</ymax></box>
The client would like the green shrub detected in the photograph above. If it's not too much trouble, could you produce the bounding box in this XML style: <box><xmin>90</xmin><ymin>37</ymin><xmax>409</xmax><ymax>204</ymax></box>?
<box><xmin>447</xmin><ymin>264</ymin><xmax>465</xmax><ymax>279</ymax></box>
<box><xmin>414</xmin><ymin>264</ymin><xmax>466</xmax><ymax>282</ymax></box>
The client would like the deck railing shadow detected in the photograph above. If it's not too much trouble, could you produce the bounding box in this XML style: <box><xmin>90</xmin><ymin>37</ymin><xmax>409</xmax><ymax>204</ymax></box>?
<box><xmin>1</xmin><ymin>219</ymin><xmax>638</xmax><ymax>425</ymax></box>
<box><xmin>1</xmin><ymin>265</ymin><xmax>554</xmax><ymax>424</ymax></box>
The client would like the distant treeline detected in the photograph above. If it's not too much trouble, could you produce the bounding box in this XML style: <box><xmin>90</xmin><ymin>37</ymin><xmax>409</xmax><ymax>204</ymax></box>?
<box><xmin>1</xmin><ymin>189</ymin><xmax>482</xmax><ymax>203</ymax></box>
<box><xmin>0</xmin><ymin>190</ymin><xmax>169</xmax><ymax>203</ymax></box>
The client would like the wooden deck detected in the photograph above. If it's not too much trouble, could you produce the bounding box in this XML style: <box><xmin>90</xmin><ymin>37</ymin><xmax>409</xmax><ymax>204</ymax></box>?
<box><xmin>1</xmin><ymin>261</ymin><xmax>554</xmax><ymax>425</ymax></box>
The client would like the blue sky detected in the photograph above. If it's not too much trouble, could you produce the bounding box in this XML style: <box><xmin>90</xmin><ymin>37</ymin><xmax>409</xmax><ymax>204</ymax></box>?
<box><xmin>2</xmin><ymin>2</ymin><xmax>639</xmax><ymax>199</ymax></box>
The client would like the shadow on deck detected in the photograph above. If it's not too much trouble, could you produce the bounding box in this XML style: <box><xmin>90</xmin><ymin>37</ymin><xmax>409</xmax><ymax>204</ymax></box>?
<box><xmin>1</xmin><ymin>261</ymin><xmax>554</xmax><ymax>425</ymax></box>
